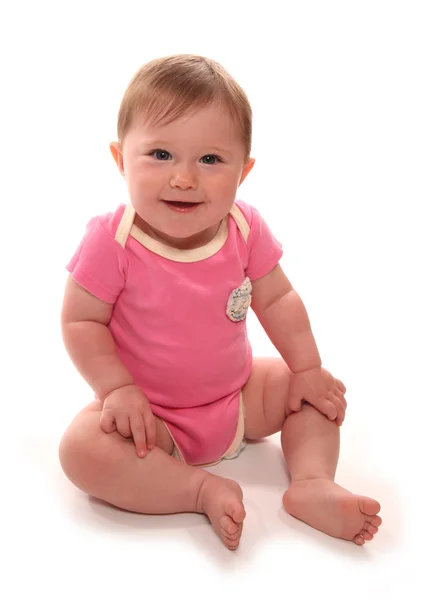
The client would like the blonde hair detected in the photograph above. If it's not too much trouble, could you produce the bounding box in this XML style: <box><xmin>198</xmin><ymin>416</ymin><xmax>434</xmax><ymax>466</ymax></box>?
<box><xmin>116</xmin><ymin>54</ymin><xmax>252</xmax><ymax>162</ymax></box>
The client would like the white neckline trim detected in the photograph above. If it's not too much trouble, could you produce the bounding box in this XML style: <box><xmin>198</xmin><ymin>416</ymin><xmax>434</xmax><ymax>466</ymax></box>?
<box><xmin>130</xmin><ymin>217</ymin><xmax>229</xmax><ymax>263</ymax></box>
<box><xmin>115</xmin><ymin>203</ymin><xmax>250</xmax><ymax>263</ymax></box>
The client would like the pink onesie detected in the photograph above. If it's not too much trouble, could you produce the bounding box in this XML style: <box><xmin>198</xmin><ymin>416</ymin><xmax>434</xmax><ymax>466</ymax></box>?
<box><xmin>67</xmin><ymin>200</ymin><xmax>283</xmax><ymax>466</ymax></box>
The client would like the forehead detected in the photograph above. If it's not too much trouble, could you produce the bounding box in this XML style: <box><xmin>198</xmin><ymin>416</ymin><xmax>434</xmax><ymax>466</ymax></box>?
<box><xmin>126</xmin><ymin>104</ymin><xmax>244</xmax><ymax>151</ymax></box>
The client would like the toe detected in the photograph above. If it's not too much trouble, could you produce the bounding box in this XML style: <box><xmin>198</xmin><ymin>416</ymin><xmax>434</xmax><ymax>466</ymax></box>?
<box><xmin>227</xmin><ymin>501</ymin><xmax>246</xmax><ymax>524</ymax></box>
<box><xmin>366</xmin><ymin>524</ymin><xmax>378</xmax><ymax>535</ymax></box>
<box><xmin>367</xmin><ymin>514</ymin><xmax>382</xmax><ymax>527</ymax></box>
<box><xmin>222</xmin><ymin>530</ymin><xmax>241</xmax><ymax>544</ymax></box>
<box><xmin>360</xmin><ymin>529</ymin><xmax>374</xmax><ymax>541</ymax></box>
<box><xmin>222</xmin><ymin>531</ymin><xmax>241</xmax><ymax>544</ymax></box>
<box><xmin>353</xmin><ymin>534</ymin><xmax>365</xmax><ymax>545</ymax></box>
<box><xmin>220</xmin><ymin>532</ymin><xmax>239</xmax><ymax>550</ymax></box>
<box><xmin>226</xmin><ymin>541</ymin><xmax>239</xmax><ymax>551</ymax></box>
<box><xmin>221</xmin><ymin>515</ymin><xmax>238</xmax><ymax>536</ymax></box>
<box><xmin>359</xmin><ymin>497</ymin><xmax>381</xmax><ymax>516</ymax></box>
<box><xmin>221</xmin><ymin>527</ymin><xmax>241</xmax><ymax>550</ymax></box>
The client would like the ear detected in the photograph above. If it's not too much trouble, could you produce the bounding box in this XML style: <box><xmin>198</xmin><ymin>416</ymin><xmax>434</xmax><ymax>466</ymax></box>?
<box><xmin>109</xmin><ymin>142</ymin><xmax>125</xmax><ymax>176</ymax></box>
<box><xmin>239</xmin><ymin>157</ymin><xmax>255</xmax><ymax>185</ymax></box>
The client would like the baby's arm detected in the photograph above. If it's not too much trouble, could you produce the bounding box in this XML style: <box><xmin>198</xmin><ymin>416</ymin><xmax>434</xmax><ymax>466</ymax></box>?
<box><xmin>251</xmin><ymin>264</ymin><xmax>346</xmax><ymax>423</ymax></box>
<box><xmin>251</xmin><ymin>264</ymin><xmax>321</xmax><ymax>373</ymax></box>
<box><xmin>61</xmin><ymin>275</ymin><xmax>134</xmax><ymax>399</ymax></box>
<box><xmin>61</xmin><ymin>275</ymin><xmax>157</xmax><ymax>455</ymax></box>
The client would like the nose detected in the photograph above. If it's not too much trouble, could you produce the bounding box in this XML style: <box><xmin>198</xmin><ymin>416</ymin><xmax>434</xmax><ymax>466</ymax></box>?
<box><xmin>169</xmin><ymin>164</ymin><xmax>198</xmax><ymax>190</ymax></box>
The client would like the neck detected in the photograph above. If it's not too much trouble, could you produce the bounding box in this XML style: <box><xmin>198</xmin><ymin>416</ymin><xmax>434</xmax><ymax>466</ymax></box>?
<box><xmin>134</xmin><ymin>216</ymin><xmax>221</xmax><ymax>250</ymax></box>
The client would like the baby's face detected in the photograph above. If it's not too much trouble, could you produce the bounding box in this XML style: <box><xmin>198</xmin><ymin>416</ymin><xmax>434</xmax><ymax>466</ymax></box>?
<box><xmin>113</xmin><ymin>104</ymin><xmax>254</xmax><ymax>249</ymax></box>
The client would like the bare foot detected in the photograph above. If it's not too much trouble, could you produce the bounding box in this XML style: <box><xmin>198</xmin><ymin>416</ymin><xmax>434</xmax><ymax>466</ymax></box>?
<box><xmin>197</xmin><ymin>474</ymin><xmax>246</xmax><ymax>550</ymax></box>
<box><xmin>283</xmin><ymin>478</ymin><xmax>382</xmax><ymax>545</ymax></box>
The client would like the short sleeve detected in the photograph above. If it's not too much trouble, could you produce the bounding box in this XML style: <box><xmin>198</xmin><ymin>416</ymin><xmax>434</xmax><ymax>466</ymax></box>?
<box><xmin>66</xmin><ymin>215</ymin><xmax>128</xmax><ymax>303</ymax></box>
<box><xmin>240</xmin><ymin>203</ymin><xmax>283</xmax><ymax>281</ymax></box>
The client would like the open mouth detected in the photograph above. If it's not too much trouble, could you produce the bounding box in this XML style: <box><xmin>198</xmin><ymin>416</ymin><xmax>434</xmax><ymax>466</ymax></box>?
<box><xmin>164</xmin><ymin>201</ymin><xmax>197</xmax><ymax>208</ymax></box>
<box><xmin>162</xmin><ymin>200</ymin><xmax>202</xmax><ymax>212</ymax></box>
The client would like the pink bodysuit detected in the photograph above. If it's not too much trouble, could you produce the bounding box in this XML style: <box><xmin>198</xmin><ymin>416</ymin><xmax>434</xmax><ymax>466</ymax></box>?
<box><xmin>67</xmin><ymin>200</ymin><xmax>283</xmax><ymax>466</ymax></box>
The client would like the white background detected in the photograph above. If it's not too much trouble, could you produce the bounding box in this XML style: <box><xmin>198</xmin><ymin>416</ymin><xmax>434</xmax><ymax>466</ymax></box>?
<box><xmin>1</xmin><ymin>1</ymin><xmax>432</xmax><ymax>598</ymax></box>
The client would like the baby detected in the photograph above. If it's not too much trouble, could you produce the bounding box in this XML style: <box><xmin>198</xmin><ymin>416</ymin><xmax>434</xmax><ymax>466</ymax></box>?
<box><xmin>59</xmin><ymin>54</ymin><xmax>382</xmax><ymax>550</ymax></box>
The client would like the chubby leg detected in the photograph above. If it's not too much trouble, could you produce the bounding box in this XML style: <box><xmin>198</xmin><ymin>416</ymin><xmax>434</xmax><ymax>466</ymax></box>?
<box><xmin>242</xmin><ymin>358</ymin><xmax>382</xmax><ymax>545</ymax></box>
<box><xmin>281</xmin><ymin>404</ymin><xmax>382</xmax><ymax>545</ymax></box>
<box><xmin>59</xmin><ymin>401</ymin><xmax>245</xmax><ymax>550</ymax></box>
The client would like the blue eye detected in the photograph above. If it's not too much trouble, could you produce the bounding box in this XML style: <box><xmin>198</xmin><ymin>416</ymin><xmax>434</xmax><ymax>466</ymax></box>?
<box><xmin>201</xmin><ymin>155</ymin><xmax>220</xmax><ymax>165</ymax></box>
<box><xmin>152</xmin><ymin>149</ymin><xmax>171</xmax><ymax>161</ymax></box>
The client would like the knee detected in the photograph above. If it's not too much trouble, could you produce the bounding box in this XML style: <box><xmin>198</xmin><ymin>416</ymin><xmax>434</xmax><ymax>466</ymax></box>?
<box><xmin>290</xmin><ymin>401</ymin><xmax>332</xmax><ymax>422</ymax></box>
<box><xmin>299</xmin><ymin>401</ymin><xmax>318</xmax><ymax>414</ymax></box>
<box><xmin>58</xmin><ymin>426</ymin><xmax>86</xmax><ymax>487</ymax></box>
<box><xmin>58</xmin><ymin>422</ymin><xmax>107</xmax><ymax>492</ymax></box>
<box><xmin>284</xmin><ymin>401</ymin><xmax>320</xmax><ymax>421</ymax></box>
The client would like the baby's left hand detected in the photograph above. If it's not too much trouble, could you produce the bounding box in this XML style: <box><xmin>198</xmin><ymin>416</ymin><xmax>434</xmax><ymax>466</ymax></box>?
<box><xmin>288</xmin><ymin>367</ymin><xmax>347</xmax><ymax>426</ymax></box>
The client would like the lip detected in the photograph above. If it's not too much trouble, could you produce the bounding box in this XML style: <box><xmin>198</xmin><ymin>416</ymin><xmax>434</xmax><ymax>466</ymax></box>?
<box><xmin>162</xmin><ymin>200</ymin><xmax>202</xmax><ymax>213</ymax></box>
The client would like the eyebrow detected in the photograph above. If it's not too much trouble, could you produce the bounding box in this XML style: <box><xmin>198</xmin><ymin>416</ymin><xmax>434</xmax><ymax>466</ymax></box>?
<box><xmin>141</xmin><ymin>140</ymin><xmax>172</xmax><ymax>147</ymax></box>
<box><xmin>207</xmin><ymin>147</ymin><xmax>232</xmax><ymax>155</ymax></box>
<box><xmin>141</xmin><ymin>140</ymin><xmax>232</xmax><ymax>155</ymax></box>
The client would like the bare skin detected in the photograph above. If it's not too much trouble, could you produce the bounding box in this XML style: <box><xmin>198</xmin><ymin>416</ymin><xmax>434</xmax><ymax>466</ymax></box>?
<box><xmin>59</xmin><ymin>400</ymin><xmax>246</xmax><ymax>549</ymax></box>
<box><xmin>282</xmin><ymin>479</ymin><xmax>381</xmax><ymax>544</ymax></box>
<box><xmin>242</xmin><ymin>357</ymin><xmax>382</xmax><ymax>546</ymax></box>
<box><xmin>197</xmin><ymin>477</ymin><xmax>246</xmax><ymax>550</ymax></box>
<box><xmin>59</xmin><ymin>357</ymin><xmax>381</xmax><ymax>550</ymax></box>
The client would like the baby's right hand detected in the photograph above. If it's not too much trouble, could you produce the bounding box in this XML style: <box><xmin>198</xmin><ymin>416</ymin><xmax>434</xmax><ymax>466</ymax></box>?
<box><xmin>100</xmin><ymin>384</ymin><xmax>156</xmax><ymax>458</ymax></box>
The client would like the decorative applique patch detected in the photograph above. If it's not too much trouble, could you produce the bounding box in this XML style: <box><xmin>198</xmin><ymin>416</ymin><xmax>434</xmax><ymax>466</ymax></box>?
<box><xmin>226</xmin><ymin>277</ymin><xmax>252</xmax><ymax>322</ymax></box>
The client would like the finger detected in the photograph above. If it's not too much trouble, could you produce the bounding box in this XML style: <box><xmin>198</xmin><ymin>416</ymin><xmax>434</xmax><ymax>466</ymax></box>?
<box><xmin>327</xmin><ymin>390</ymin><xmax>346</xmax><ymax>423</ymax></box>
<box><xmin>335</xmin><ymin>379</ymin><xmax>347</xmax><ymax>395</ymax></box>
<box><xmin>329</xmin><ymin>386</ymin><xmax>347</xmax><ymax>408</ymax></box>
<box><xmin>116</xmin><ymin>414</ymin><xmax>132</xmax><ymax>439</ymax></box>
<box><xmin>144</xmin><ymin>414</ymin><xmax>157</xmax><ymax>450</ymax></box>
<box><xmin>129</xmin><ymin>415</ymin><xmax>147</xmax><ymax>458</ymax></box>
<box><xmin>332</xmin><ymin>395</ymin><xmax>346</xmax><ymax>426</ymax></box>
<box><xmin>287</xmin><ymin>391</ymin><xmax>303</xmax><ymax>412</ymax></box>
<box><xmin>335</xmin><ymin>391</ymin><xmax>348</xmax><ymax>408</ymax></box>
<box><xmin>100</xmin><ymin>411</ymin><xmax>117</xmax><ymax>434</ymax></box>
<box><xmin>336</xmin><ymin>390</ymin><xmax>347</xmax><ymax>409</ymax></box>
<box><xmin>325</xmin><ymin>399</ymin><xmax>338</xmax><ymax>421</ymax></box>
<box><xmin>313</xmin><ymin>396</ymin><xmax>337</xmax><ymax>420</ymax></box>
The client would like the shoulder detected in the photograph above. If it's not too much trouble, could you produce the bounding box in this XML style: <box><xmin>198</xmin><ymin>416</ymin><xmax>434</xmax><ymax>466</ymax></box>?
<box><xmin>232</xmin><ymin>199</ymin><xmax>276</xmax><ymax>245</ymax></box>
<box><xmin>90</xmin><ymin>204</ymin><xmax>127</xmax><ymax>239</ymax></box>
<box><xmin>233</xmin><ymin>199</ymin><xmax>269</xmax><ymax>231</ymax></box>
<box><xmin>233</xmin><ymin>199</ymin><xmax>255</xmax><ymax>225</ymax></box>
<box><xmin>233</xmin><ymin>199</ymin><xmax>283</xmax><ymax>281</ymax></box>
<box><xmin>66</xmin><ymin>204</ymin><xmax>129</xmax><ymax>303</ymax></box>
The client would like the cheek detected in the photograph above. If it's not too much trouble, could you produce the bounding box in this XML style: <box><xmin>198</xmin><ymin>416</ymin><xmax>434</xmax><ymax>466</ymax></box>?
<box><xmin>206</xmin><ymin>171</ymin><xmax>239</xmax><ymax>195</ymax></box>
<box><xmin>128</xmin><ymin>164</ymin><xmax>161</xmax><ymax>192</ymax></box>
<box><xmin>223</xmin><ymin>178</ymin><xmax>241</xmax><ymax>200</ymax></box>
